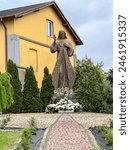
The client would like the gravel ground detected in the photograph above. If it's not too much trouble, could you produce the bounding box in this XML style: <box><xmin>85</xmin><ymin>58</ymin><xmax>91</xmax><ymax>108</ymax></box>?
<box><xmin>46</xmin><ymin>113</ymin><xmax>92</xmax><ymax>150</ymax></box>
<box><xmin>4</xmin><ymin>113</ymin><xmax>61</xmax><ymax>129</ymax></box>
<box><xmin>3</xmin><ymin>112</ymin><xmax>112</xmax><ymax>129</ymax></box>
<box><xmin>70</xmin><ymin>112</ymin><xmax>112</xmax><ymax>129</ymax></box>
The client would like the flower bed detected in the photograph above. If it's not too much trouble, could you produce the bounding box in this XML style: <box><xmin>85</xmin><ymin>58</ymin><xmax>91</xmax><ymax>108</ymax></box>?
<box><xmin>46</xmin><ymin>97</ymin><xmax>82</xmax><ymax>113</ymax></box>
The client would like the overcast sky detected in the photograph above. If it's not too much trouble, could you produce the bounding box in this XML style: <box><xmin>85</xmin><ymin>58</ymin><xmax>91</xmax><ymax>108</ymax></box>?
<box><xmin>0</xmin><ymin>0</ymin><xmax>113</xmax><ymax>71</ymax></box>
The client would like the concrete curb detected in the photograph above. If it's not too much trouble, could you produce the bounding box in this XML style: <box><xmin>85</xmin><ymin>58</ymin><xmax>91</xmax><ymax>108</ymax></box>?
<box><xmin>86</xmin><ymin>129</ymin><xmax>101</xmax><ymax>150</ymax></box>
<box><xmin>38</xmin><ymin>127</ymin><xmax>50</xmax><ymax>150</ymax></box>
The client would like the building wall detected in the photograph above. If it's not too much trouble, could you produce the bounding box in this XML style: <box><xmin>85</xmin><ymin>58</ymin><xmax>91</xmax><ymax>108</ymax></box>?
<box><xmin>13</xmin><ymin>6</ymin><xmax>76</xmax><ymax>87</ymax></box>
<box><xmin>0</xmin><ymin>23</ymin><xmax>6</xmax><ymax>72</ymax></box>
<box><xmin>19</xmin><ymin>38</ymin><xmax>57</xmax><ymax>87</ymax></box>
<box><xmin>0</xmin><ymin>18</ymin><xmax>14</xmax><ymax>72</ymax></box>
<box><xmin>1</xmin><ymin>5</ymin><xmax>77</xmax><ymax>87</ymax></box>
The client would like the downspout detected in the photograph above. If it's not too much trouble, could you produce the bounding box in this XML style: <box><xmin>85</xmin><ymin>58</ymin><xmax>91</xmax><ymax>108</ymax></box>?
<box><xmin>1</xmin><ymin>18</ymin><xmax>8</xmax><ymax>68</ymax></box>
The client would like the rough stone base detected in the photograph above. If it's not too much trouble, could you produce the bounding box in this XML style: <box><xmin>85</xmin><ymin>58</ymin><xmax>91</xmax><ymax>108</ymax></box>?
<box><xmin>52</xmin><ymin>93</ymin><xmax>78</xmax><ymax>104</ymax></box>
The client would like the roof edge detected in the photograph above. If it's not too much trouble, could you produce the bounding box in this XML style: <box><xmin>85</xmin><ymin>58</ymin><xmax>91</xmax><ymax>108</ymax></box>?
<box><xmin>0</xmin><ymin>1</ymin><xmax>83</xmax><ymax>45</ymax></box>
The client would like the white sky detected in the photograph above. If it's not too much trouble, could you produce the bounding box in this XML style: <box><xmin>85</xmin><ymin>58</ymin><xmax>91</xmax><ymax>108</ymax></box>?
<box><xmin>0</xmin><ymin>0</ymin><xmax>113</xmax><ymax>71</ymax></box>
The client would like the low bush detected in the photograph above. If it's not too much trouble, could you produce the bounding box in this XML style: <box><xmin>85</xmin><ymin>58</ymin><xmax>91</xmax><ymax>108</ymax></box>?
<box><xmin>16</xmin><ymin>117</ymin><xmax>37</xmax><ymax>150</ymax></box>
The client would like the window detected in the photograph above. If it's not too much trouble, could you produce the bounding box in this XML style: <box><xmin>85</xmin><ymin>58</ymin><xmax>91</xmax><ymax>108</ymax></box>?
<box><xmin>46</xmin><ymin>20</ymin><xmax>54</xmax><ymax>37</ymax></box>
<box><xmin>29</xmin><ymin>48</ymin><xmax>38</xmax><ymax>72</ymax></box>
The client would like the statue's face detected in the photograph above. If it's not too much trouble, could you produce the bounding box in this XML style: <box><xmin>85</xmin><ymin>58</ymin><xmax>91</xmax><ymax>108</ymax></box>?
<box><xmin>59</xmin><ymin>31</ymin><xmax>65</xmax><ymax>39</ymax></box>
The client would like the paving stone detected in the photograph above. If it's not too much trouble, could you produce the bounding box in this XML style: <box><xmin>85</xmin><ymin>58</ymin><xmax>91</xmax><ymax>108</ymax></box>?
<box><xmin>46</xmin><ymin>113</ymin><xmax>92</xmax><ymax>150</ymax></box>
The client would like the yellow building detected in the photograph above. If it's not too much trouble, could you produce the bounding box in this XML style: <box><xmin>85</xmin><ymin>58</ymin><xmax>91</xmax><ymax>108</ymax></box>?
<box><xmin>0</xmin><ymin>1</ymin><xmax>83</xmax><ymax>87</ymax></box>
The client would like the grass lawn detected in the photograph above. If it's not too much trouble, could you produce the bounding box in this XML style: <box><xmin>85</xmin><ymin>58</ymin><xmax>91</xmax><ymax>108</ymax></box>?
<box><xmin>0</xmin><ymin>130</ymin><xmax>21</xmax><ymax>150</ymax></box>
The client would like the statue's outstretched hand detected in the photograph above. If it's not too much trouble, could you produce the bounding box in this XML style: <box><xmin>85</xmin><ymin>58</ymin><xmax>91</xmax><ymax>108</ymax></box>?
<box><xmin>53</xmin><ymin>35</ymin><xmax>56</xmax><ymax>43</ymax></box>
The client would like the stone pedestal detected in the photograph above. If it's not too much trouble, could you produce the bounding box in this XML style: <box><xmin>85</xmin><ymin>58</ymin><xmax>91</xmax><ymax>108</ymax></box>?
<box><xmin>58</xmin><ymin>110</ymin><xmax>74</xmax><ymax>113</ymax></box>
<box><xmin>52</xmin><ymin>93</ymin><xmax>77</xmax><ymax>104</ymax></box>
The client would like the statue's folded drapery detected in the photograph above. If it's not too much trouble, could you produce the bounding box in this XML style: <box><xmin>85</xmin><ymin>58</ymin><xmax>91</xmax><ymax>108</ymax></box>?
<box><xmin>50</xmin><ymin>38</ymin><xmax>75</xmax><ymax>92</ymax></box>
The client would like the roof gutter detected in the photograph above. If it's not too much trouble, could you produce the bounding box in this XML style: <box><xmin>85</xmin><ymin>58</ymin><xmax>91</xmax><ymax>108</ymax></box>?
<box><xmin>0</xmin><ymin>18</ymin><xmax>8</xmax><ymax>68</ymax></box>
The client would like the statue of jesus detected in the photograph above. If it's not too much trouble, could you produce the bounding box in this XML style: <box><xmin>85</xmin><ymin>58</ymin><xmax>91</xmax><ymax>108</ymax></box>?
<box><xmin>50</xmin><ymin>30</ymin><xmax>75</xmax><ymax>93</ymax></box>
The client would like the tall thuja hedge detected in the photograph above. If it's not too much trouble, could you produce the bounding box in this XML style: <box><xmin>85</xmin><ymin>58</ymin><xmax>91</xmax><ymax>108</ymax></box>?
<box><xmin>6</xmin><ymin>60</ymin><xmax>23</xmax><ymax>113</ymax></box>
<box><xmin>40</xmin><ymin>67</ymin><xmax>54</xmax><ymax>111</ymax></box>
<box><xmin>23</xmin><ymin>66</ymin><xmax>42</xmax><ymax>112</ymax></box>
<box><xmin>74</xmin><ymin>58</ymin><xmax>108</xmax><ymax>113</ymax></box>
<box><xmin>0</xmin><ymin>72</ymin><xmax>14</xmax><ymax>111</ymax></box>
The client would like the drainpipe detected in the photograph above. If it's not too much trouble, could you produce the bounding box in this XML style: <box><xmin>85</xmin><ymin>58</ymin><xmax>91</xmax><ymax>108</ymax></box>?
<box><xmin>1</xmin><ymin>18</ymin><xmax>8</xmax><ymax>68</ymax></box>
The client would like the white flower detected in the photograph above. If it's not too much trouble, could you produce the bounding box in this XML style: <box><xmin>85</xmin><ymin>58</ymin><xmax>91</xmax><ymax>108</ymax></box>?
<box><xmin>47</xmin><ymin>104</ymin><xmax>56</xmax><ymax>108</ymax></box>
<box><xmin>54</xmin><ymin>97</ymin><xmax>82</xmax><ymax>111</ymax></box>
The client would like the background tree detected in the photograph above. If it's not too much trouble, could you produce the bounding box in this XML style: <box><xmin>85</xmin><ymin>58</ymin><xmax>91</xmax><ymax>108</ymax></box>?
<box><xmin>0</xmin><ymin>72</ymin><xmax>14</xmax><ymax>111</ymax></box>
<box><xmin>74</xmin><ymin>57</ymin><xmax>109</xmax><ymax>113</ymax></box>
<box><xmin>40</xmin><ymin>67</ymin><xmax>54</xmax><ymax>111</ymax></box>
<box><xmin>106</xmin><ymin>68</ymin><xmax>113</xmax><ymax>86</ymax></box>
<box><xmin>105</xmin><ymin>68</ymin><xmax>113</xmax><ymax>113</ymax></box>
<box><xmin>23</xmin><ymin>66</ymin><xmax>42</xmax><ymax>112</ymax></box>
<box><xmin>6</xmin><ymin>60</ymin><xmax>23</xmax><ymax>113</ymax></box>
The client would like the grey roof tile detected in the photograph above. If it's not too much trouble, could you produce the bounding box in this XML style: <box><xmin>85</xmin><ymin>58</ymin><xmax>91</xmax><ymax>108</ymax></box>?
<box><xmin>0</xmin><ymin>2</ymin><xmax>52</xmax><ymax>18</ymax></box>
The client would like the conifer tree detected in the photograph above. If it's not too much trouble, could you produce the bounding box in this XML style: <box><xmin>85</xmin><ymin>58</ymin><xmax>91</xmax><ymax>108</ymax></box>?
<box><xmin>23</xmin><ymin>66</ymin><xmax>42</xmax><ymax>112</ymax></box>
<box><xmin>0</xmin><ymin>72</ymin><xmax>14</xmax><ymax>111</ymax></box>
<box><xmin>6</xmin><ymin>59</ymin><xmax>23</xmax><ymax>113</ymax></box>
<box><xmin>40</xmin><ymin>67</ymin><xmax>54</xmax><ymax>111</ymax></box>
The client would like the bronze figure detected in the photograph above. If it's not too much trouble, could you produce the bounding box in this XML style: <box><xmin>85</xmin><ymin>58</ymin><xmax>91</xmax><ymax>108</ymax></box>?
<box><xmin>50</xmin><ymin>30</ymin><xmax>75</xmax><ymax>93</ymax></box>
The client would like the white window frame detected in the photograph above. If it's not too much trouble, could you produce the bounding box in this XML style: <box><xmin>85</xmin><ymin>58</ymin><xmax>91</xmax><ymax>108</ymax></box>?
<box><xmin>46</xmin><ymin>19</ymin><xmax>54</xmax><ymax>37</ymax></box>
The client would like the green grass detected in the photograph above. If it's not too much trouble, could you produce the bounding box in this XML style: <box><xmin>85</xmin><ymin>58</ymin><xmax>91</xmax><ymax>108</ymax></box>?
<box><xmin>0</xmin><ymin>130</ymin><xmax>21</xmax><ymax>150</ymax></box>
<box><xmin>96</xmin><ymin>126</ymin><xmax>113</xmax><ymax>150</ymax></box>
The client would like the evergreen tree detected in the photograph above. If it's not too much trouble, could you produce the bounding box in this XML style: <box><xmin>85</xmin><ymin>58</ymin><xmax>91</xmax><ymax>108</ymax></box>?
<box><xmin>74</xmin><ymin>57</ymin><xmax>107</xmax><ymax>113</ymax></box>
<box><xmin>105</xmin><ymin>68</ymin><xmax>113</xmax><ymax>113</ymax></box>
<box><xmin>0</xmin><ymin>72</ymin><xmax>14</xmax><ymax>111</ymax></box>
<box><xmin>23</xmin><ymin>66</ymin><xmax>42</xmax><ymax>112</ymax></box>
<box><xmin>40</xmin><ymin>67</ymin><xmax>54</xmax><ymax>111</ymax></box>
<box><xmin>6</xmin><ymin>60</ymin><xmax>23</xmax><ymax>113</ymax></box>
<box><xmin>106</xmin><ymin>68</ymin><xmax>113</xmax><ymax>86</ymax></box>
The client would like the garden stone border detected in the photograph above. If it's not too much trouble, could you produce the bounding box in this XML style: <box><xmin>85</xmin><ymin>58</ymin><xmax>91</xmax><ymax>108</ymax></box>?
<box><xmin>38</xmin><ymin>127</ymin><xmax>50</xmax><ymax>150</ymax></box>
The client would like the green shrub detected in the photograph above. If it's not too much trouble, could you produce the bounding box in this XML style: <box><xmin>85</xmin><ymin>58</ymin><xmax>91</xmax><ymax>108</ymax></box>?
<box><xmin>29</xmin><ymin>117</ymin><xmax>37</xmax><ymax>135</ymax></box>
<box><xmin>105</xmin><ymin>68</ymin><xmax>113</xmax><ymax>113</ymax></box>
<box><xmin>0</xmin><ymin>72</ymin><xmax>14</xmax><ymax>111</ymax></box>
<box><xmin>40</xmin><ymin>67</ymin><xmax>54</xmax><ymax>111</ymax></box>
<box><xmin>74</xmin><ymin>58</ymin><xmax>107</xmax><ymax>112</ymax></box>
<box><xmin>6</xmin><ymin>59</ymin><xmax>23</xmax><ymax>113</ymax></box>
<box><xmin>96</xmin><ymin>126</ymin><xmax>113</xmax><ymax>149</ymax></box>
<box><xmin>21</xmin><ymin>128</ymin><xmax>32</xmax><ymax>150</ymax></box>
<box><xmin>23</xmin><ymin>66</ymin><xmax>42</xmax><ymax>112</ymax></box>
<box><xmin>16</xmin><ymin>118</ymin><xmax>37</xmax><ymax>150</ymax></box>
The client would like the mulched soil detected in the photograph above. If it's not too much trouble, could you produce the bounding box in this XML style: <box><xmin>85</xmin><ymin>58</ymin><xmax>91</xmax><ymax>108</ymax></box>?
<box><xmin>29</xmin><ymin>128</ymin><xmax>45</xmax><ymax>150</ymax></box>
<box><xmin>89</xmin><ymin>127</ymin><xmax>111</xmax><ymax>150</ymax></box>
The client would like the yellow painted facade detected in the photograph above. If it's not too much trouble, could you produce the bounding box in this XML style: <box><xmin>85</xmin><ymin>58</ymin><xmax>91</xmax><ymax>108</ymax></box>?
<box><xmin>0</xmin><ymin>23</ymin><xmax>6</xmax><ymax>71</ymax></box>
<box><xmin>0</xmin><ymin>5</ymin><xmax>77</xmax><ymax>87</ymax></box>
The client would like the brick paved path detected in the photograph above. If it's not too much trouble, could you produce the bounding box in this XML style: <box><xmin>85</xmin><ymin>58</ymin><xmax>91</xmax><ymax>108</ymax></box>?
<box><xmin>46</xmin><ymin>113</ymin><xmax>91</xmax><ymax>150</ymax></box>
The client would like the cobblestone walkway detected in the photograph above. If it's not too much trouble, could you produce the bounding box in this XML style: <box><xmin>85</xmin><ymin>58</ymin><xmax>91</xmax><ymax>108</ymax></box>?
<box><xmin>46</xmin><ymin>113</ymin><xmax>92</xmax><ymax>150</ymax></box>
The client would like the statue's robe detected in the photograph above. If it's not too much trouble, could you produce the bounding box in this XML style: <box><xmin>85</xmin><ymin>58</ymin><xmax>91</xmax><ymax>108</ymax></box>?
<box><xmin>50</xmin><ymin>39</ymin><xmax>75</xmax><ymax>92</ymax></box>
